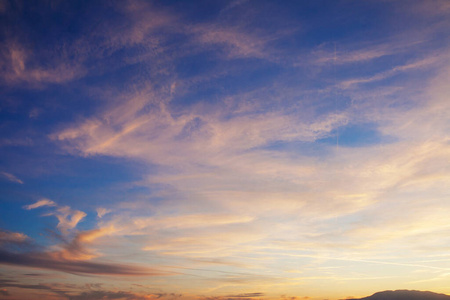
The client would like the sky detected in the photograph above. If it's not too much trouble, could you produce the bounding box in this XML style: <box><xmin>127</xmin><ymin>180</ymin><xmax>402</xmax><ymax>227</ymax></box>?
<box><xmin>0</xmin><ymin>0</ymin><xmax>450</xmax><ymax>299</ymax></box>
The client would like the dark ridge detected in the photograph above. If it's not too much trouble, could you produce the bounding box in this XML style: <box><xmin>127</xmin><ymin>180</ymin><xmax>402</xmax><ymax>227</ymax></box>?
<box><xmin>353</xmin><ymin>290</ymin><xmax>450</xmax><ymax>300</ymax></box>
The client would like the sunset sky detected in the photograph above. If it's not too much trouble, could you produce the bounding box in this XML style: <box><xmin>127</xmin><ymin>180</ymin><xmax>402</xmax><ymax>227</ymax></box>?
<box><xmin>1</xmin><ymin>1</ymin><xmax>450</xmax><ymax>299</ymax></box>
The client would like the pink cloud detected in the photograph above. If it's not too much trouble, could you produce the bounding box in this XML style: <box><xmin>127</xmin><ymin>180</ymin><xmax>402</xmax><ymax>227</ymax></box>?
<box><xmin>23</xmin><ymin>199</ymin><xmax>56</xmax><ymax>210</ymax></box>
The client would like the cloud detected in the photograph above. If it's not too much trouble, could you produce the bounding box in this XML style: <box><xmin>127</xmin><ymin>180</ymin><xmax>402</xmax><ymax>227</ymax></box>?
<box><xmin>0</xmin><ymin>171</ymin><xmax>23</xmax><ymax>184</ymax></box>
<box><xmin>312</xmin><ymin>39</ymin><xmax>423</xmax><ymax>66</ymax></box>
<box><xmin>220</xmin><ymin>0</ymin><xmax>251</xmax><ymax>13</ymax></box>
<box><xmin>23</xmin><ymin>198</ymin><xmax>56</xmax><ymax>210</ymax></box>
<box><xmin>0</xmin><ymin>227</ymin><xmax>168</xmax><ymax>278</ymax></box>
<box><xmin>0</xmin><ymin>230</ymin><xmax>35</xmax><ymax>253</ymax></box>
<box><xmin>338</xmin><ymin>55</ymin><xmax>442</xmax><ymax>89</ymax></box>
<box><xmin>133</xmin><ymin>214</ymin><xmax>254</xmax><ymax>231</ymax></box>
<box><xmin>24</xmin><ymin>199</ymin><xmax>86</xmax><ymax>233</ymax></box>
<box><xmin>6</xmin><ymin>222</ymin><xmax>121</xmax><ymax>271</ymax></box>
<box><xmin>64</xmin><ymin>290</ymin><xmax>150</xmax><ymax>300</ymax></box>
<box><xmin>48</xmin><ymin>61</ymin><xmax>450</xmax><ymax>285</ymax></box>
<box><xmin>142</xmin><ymin>227</ymin><xmax>264</xmax><ymax>257</ymax></box>
<box><xmin>0</xmin><ymin>248</ymin><xmax>167</xmax><ymax>276</ymax></box>
<box><xmin>226</xmin><ymin>293</ymin><xmax>264</xmax><ymax>298</ymax></box>
<box><xmin>0</xmin><ymin>41</ymin><xmax>86</xmax><ymax>87</ymax></box>
<box><xmin>53</xmin><ymin>87</ymin><xmax>347</xmax><ymax>167</ymax></box>
<box><xmin>48</xmin><ymin>58</ymin><xmax>450</xmax><ymax>266</ymax></box>
<box><xmin>0</xmin><ymin>230</ymin><xmax>28</xmax><ymax>245</ymax></box>
<box><xmin>52</xmin><ymin>206</ymin><xmax>87</xmax><ymax>234</ymax></box>
<box><xmin>404</xmin><ymin>0</ymin><xmax>450</xmax><ymax>18</ymax></box>
<box><xmin>0</xmin><ymin>279</ymin><xmax>163</xmax><ymax>299</ymax></box>
<box><xmin>52</xmin><ymin>226</ymin><xmax>117</xmax><ymax>261</ymax></box>
<box><xmin>0</xmin><ymin>277</ymin><xmax>263</xmax><ymax>300</ymax></box>
<box><xmin>203</xmin><ymin>293</ymin><xmax>267</xmax><ymax>300</ymax></box>
<box><xmin>0</xmin><ymin>279</ymin><xmax>54</xmax><ymax>291</ymax></box>
<box><xmin>89</xmin><ymin>213</ymin><xmax>259</xmax><ymax>258</ymax></box>
<box><xmin>2</xmin><ymin>1</ymin><xmax>450</xmax><ymax>296</ymax></box>
<box><xmin>0</xmin><ymin>1</ymin><xmax>176</xmax><ymax>88</ymax></box>
<box><xmin>0</xmin><ymin>137</ymin><xmax>33</xmax><ymax>147</ymax></box>
<box><xmin>191</xmin><ymin>24</ymin><xmax>267</xmax><ymax>59</ymax></box>
<box><xmin>96</xmin><ymin>207</ymin><xmax>111</xmax><ymax>218</ymax></box>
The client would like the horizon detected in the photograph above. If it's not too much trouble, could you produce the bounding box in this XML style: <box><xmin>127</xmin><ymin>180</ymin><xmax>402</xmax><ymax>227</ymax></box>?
<box><xmin>1</xmin><ymin>0</ymin><xmax>450</xmax><ymax>299</ymax></box>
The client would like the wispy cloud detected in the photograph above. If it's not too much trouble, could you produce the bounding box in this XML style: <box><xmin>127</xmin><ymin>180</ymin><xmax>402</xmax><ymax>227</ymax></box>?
<box><xmin>220</xmin><ymin>0</ymin><xmax>251</xmax><ymax>14</ymax></box>
<box><xmin>50</xmin><ymin>59</ymin><xmax>450</xmax><ymax>265</ymax></box>
<box><xmin>191</xmin><ymin>24</ymin><xmax>267</xmax><ymax>59</ymax></box>
<box><xmin>338</xmin><ymin>55</ymin><xmax>442</xmax><ymax>89</ymax></box>
<box><xmin>0</xmin><ymin>171</ymin><xmax>23</xmax><ymax>184</ymax></box>
<box><xmin>0</xmin><ymin>41</ymin><xmax>86</xmax><ymax>86</ymax></box>
<box><xmin>24</xmin><ymin>199</ymin><xmax>85</xmax><ymax>233</ymax></box>
<box><xmin>2</xmin><ymin>0</ymin><xmax>450</xmax><ymax>298</ymax></box>
<box><xmin>96</xmin><ymin>208</ymin><xmax>111</xmax><ymax>218</ymax></box>
<box><xmin>23</xmin><ymin>198</ymin><xmax>56</xmax><ymax>210</ymax></box>
<box><xmin>0</xmin><ymin>1</ymin><xmax>175</xmax><ymax>88</ymax></box>
<box><xmin>312</xmin><ymin>38</ymin><xmax>425</xmax><ymax>66</ymax></box>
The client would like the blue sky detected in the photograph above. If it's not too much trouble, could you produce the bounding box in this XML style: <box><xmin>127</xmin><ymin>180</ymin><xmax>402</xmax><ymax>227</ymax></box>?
<box><xmin>1</xmin><ymin>0</ymin><xmax>450</xmax><ymax>299</ymax></box>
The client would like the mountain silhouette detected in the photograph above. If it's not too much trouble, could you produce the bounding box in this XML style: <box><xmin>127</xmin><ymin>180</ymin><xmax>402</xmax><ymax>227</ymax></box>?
<box><xmin>353</xmin><ymin>290</ymin><xmax>450</xmax><ymax>300</ymax></box>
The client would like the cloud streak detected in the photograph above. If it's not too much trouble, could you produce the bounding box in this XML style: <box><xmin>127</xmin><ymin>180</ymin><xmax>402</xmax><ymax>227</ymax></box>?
<box><xmin>0</xmin><ymin>171</ymin><xmax>23</xmax><ymax>184</ymax></box>
<box><xmin>23</xmin><ymin>199</ymin><xmax>56</xmax><ymax>210</ymax></box>
<box><xmin>0</xmin><ymin>248</ymin><xmax>167</xmax><ymax>276</ymax></box>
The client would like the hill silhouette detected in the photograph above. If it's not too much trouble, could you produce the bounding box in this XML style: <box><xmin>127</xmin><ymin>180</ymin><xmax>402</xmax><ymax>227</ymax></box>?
<box><xmin>353</xmin><ymin>290</ymin><xmax>450</xmax><ymax>300</ymax></box>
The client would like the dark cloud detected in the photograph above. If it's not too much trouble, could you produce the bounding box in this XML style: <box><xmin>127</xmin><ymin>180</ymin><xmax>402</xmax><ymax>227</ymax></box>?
<box><xmin>0</xmin><ymin>278</ymin><xmax>72</xmax><ymax>299</ymax></box>
<box><xmin>226</xmin><ymin>293</ymin><xmax>265</xmax><ymax>298</ymax></box>
<box><xmin>84</xmin><ymin>283</ymin><xmax>104</xmax><ymax>290</ymax></box>
<box><xmin>153</xmin><ymin>293</ymin><xmax>183</xmax><ymax>299</ymax></box>
<box><xmin>204</xmin><ymin>294</ymin><xmax>265</xmax><ymax>300</ymax></box>
<box><xmin>0</xmin><ymin>249</ymin><xmax>169</xmax><ymax>276</ymax></box>
<box><xmin>0</xmin><ymin>229</ymin><xmax>43</xmax><ymax>254</ymax></box>
<box><xmin>0</xmin><ymin>278</ymin><xmax>178</xmax><ymax>300</ymax></box>
<box><xmin>64</xmin><ymin>290</ymin><xmax>150</xmax><ymax>300</ymax></box>
<box><xmin>0</xmin><ymin>279</ymin><xmax>53</xmax><ymax>291</ymax></box>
